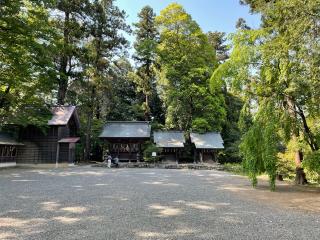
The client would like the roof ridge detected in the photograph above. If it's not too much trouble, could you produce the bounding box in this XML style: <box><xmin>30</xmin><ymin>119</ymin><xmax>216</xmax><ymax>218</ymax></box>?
<box><xmin>106</xmin><ymin>121</ymin><xmax>150</xmax><ymax>124</ymax></box>
<box><xmin>190</xmin><ymin>131</ymin><xmax>221</xmax><ymax>134</ymax></box>
<box><xmin>153</xmin><ymin>130</ymin><xmax>185</xmax><ymax>133</ymax></box>
<box><xmin>51</xmin><ymin>105</ymin><xmax>76</xmax><ymax>107</ymax></box>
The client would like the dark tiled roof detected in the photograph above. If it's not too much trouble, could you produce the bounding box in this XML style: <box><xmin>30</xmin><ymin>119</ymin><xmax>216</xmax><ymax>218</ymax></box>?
<box><xmin>190</xmin><ymin>132</ymin><xmax>224</xmax><ymax>149</ymax></box>
<box><xmin>153</xmin><ymin>131</ymin><xmax>185</xmax><ymax>148</ymax></box>
<box><xmin>99</xmin><ymin>121</ymin><xmax>151</xmax><ymax>138</ymax></box>
<box><xmin>0</xmin><ymin>133</ymin><xmax>23</xmax><ymax>145</ymax></box>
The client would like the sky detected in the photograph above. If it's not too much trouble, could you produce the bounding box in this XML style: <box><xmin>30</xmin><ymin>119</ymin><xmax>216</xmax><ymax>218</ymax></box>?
<box><xmin>116</xmin><ymin>0</ymin><xmax>261</xmax><ymax>51</ymax></box>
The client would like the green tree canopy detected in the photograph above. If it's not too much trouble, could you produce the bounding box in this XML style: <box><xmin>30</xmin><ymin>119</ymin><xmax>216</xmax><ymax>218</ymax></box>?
<box><xmin>212</xmin><ymin>0</ymin><xmax>320</xmax><ymax>187</ymax></box>
<box><xmin>156</xmin><ymin>3</ymin><xmax>226</xmax><ymax>131</ymax></box>
<box><xmin>0</xmin><ymin>0</ymin><xmax>56</xmax><ymax>127</ymax></box>
<box><xmin>131</xmin><ymin>5</ymin><xmax>164</xmax><ymax>121</ymax></box>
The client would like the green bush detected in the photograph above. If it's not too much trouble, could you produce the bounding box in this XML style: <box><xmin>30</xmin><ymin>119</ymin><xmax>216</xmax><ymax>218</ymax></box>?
<box><xmin>276</xmin><ymin>154</ymin><xmax>296</xmax><ymax>180</ymax></box>
<box><xmin>303</xmin><ymin>150</ymin><xmax>320</xmax><ymax>183</ymax></box>
<box><xmin>143</xmin><ymin>142</ymin><xmax>162</xmax><ymax>162</ymax></box>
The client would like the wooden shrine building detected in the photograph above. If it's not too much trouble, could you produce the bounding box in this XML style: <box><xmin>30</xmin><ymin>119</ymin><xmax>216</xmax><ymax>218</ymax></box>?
<box><xmin>190</xmin><ymin>132</ymin><xmax>224</xmax><ymax>163</ymax></box>
<box><xmin>0</xmin><ymin>133</ymin><xmax>23</xmax><ymax>167</ymax></box>
<box><xmin>99</xmin><ymin>121</ymin><xmax>151</xmax><ymax>162</ymax></box>
<box><xmin>153</xmin><ymin>131</ymin><xmax>185</xmax><ymax>163</ymax></box>
<box><xmin>16</xmin><ymin>106</ymin><xmax>80</xmax><ymax>166</ymax></box>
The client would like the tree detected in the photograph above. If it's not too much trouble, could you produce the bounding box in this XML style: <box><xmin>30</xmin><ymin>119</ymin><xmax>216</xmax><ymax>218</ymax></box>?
<box><xmin>207</xmin><ymin>31</ymin><xmax>243</xmax><ymax>163</ymax></box>
<box><xmin>103</xmin><ymin>58</ymin><xmax>145</xmax><ymax>121</ymax></box>
<box><xmin>77</xmin><ymin>0</ymin><xmax>130</xmax><ymax>160</ymax></box>
<box><xmin>235</xmin><ymin>18</ymin><xmax>251</xmax><ymax>30</ymax></box>
<box><xmin>0</xmin><ymin>0</ymin><xmax>55</xmax><ymax>127</ymax></box>
<box><xmin>219</xmin><ymin>92</ymin><xmax>244</xmax><ymax>163</ymax></box>
<box><xmin>156</xmin><ymin>3</ymin><xmax>226</xmax><ymax>131</ymax></box>
<box><xmin>207</xmin><ymin>31</ymin><xmax>229</xmax><ymax>63</ymax></box>
<box><xmin>212</xmin><ymin>0</ymin><xmax>320</xmax><ymax>187</ymax></box>
<box><xmin>52</xmin><ymin>0</ymin><xmax>90</xmax><ymax>105</ymax></box>
<box><xmin>132</xmin><ymin>6</ymin><xmax>163</xmax><ymax>121</ymax></box>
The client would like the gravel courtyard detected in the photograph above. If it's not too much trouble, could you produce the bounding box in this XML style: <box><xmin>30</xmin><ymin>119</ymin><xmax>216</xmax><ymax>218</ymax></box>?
<box><xmin>0</xmin><ymin>166</ymin><xmax>319</xmax><ymax>240</ymax></box>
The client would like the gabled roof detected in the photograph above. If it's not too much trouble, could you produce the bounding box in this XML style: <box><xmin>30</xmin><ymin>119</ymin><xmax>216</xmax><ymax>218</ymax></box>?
<box><xmin>153</xmin><ymin>131</ymin><xmax>185</xmax><ymax>148</ymax></box>
<box><xmin>0</xmin><ymin>133</ymin><xmax>23</xmax><ymax>146</ymax></box>
<box><xmin>48</xmin><ymin>106</ymin><xmax>80</xmax><ymax>128</ymax></box>
<box><xmin>99</xmin><ymin>121</ymin><xmax>151</xmax><ymax>138</ymax></box>
<box><xmin>190</xmin><ymin>132</ymin><xmax>224</xmax><ymax>149</ymax></box>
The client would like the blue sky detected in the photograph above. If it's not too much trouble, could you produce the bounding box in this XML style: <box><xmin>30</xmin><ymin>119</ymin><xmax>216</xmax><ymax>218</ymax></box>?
<box><xmin>116</xmin><ymin>0</ymin><xmax>261</xmax><ymax>50</ymax></box>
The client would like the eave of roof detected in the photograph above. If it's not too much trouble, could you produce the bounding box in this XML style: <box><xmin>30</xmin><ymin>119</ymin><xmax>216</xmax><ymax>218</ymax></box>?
<box><xmin>99</xmin><ymin>121</ymin><xmax>151</xmax><ymax>138</ymax></box>
<box><xmin>0</xmin><ymin>133</ymin><xmax>24</xmax><ymax>146</ymax></box>
<box><xmin>153</xmin><ymin>131</ymin><xmax>185</xmax><ymax>148</ymax></box>
<box><xmin>190</xmin><ymin>132</ymin><xmax>224</xmax><ymax>149</ymax></box>
<box><xmin>58</xmin><ymin>137</ymin><xmax>80</xmax><ymax>143</ymax></box>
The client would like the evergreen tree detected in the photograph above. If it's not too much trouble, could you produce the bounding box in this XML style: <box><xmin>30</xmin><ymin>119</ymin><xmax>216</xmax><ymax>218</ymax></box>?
<box><xmin>132</xmin><ymin>5</ymin><xmax>163</xmax><ymax>121</ymax></box>
<box><xmin>207</xmin><ymin>31</ymin><xmax>229</xmax><ymax>63</ymax></box>
<box><xmin>78</xmin><ymin>0</ymin><xmax>130</xmax><ymax>160</ymax></box>
<box><xmin>53</xmin><ymin>0</ymin><xmax>90</xmax><ymax>105</ymax></box>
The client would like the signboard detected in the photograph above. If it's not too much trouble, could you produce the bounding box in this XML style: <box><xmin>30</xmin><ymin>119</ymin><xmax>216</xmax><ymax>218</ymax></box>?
<box><xmin>152</xmin><ymin>152</ymin><xmax>157</xmax><ymax>157</ymax></box>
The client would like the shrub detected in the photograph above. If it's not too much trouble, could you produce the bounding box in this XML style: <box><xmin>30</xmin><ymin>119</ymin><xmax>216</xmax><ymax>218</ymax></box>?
<box><xmin>143</xmin><ymin>142</ymin><xmax>162</xmax><ymax>162</ymax></box>
<box><xmin>277</xmin><ymin>151</ymin><xmax>296</xmax><ymax>180</ymax></box>
<box><xmin>303</xmin><ymin>150</ymin><xmax>320</xmax><ymax>183</ymax></box>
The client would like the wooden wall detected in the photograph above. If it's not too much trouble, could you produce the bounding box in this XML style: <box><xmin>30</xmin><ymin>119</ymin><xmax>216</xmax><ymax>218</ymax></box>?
<box><xmin>0</xmin><ymin>145</ymin><xmax>17</xmax><ymax>165</ymax></box>
<box><xmin>59</xmin><ymin>143</ymin><xmax>69</xmax><ymax>163</ymax></box>
<box><xmin>16</xmin><ymin>124</ymin><xmax>73</xmax><ymax>164</ymax></box>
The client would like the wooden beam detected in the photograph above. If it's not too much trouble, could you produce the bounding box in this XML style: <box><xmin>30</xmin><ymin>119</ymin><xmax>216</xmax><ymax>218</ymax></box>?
<box><xmin>55</xmin><ymin>143</ymin><xmax>60</xmax><ymax>168</ymax></box>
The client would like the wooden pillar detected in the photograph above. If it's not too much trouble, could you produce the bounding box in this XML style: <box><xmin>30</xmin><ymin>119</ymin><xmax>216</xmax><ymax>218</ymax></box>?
<box><xmin>69</xmin><ymin>143</ymin><xmax>75</xmax><ymax>165</ymax></box>
<box><xmin>68</xmin><ymin>143</ymin><xmax>70</xmax><ymax>164</ymax></box>
<box><xmin>117</xmin><ymin>144</ymin><xmax>120</xmax><ymax>159</ymax></box>
<box><xmin>193</xmin><ymin>149</ymin><xmax>197</xmax><ymax>164</ymax></box>
<box><xmin>175</xmin><ymin>149</ymin><xmax>179</xmax><ymax>165</ymax></box>
<box><xmin>55</xmin><ymin>143</ymin><xmax>60</xmax><ymax>168</ymax></box>
<box><xmin>200</xmin><ymin>150</ymin><xmax>203</xmax><ymax>163</ymax></box>
<box><xmin>137</xmin><ymin>142</ymin><xmax>141</xmax><ymax>162</ymax></box>
<box><xmin>128</xmin><ymin>141</ymin><xmax>131</xmax><ymax>163</ymax></box>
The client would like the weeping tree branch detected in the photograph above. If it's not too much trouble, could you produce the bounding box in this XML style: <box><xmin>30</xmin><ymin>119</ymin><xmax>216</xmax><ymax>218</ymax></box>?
<box><xmin>296</xmin><ymin>104</ymin><xmax>319</xmax><ymax>151</ymax></box>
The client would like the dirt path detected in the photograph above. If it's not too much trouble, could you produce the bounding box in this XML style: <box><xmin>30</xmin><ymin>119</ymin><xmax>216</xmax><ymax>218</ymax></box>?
<box><xmin>218</xmin><ymin>173</ymin><xmax>320</xmax><ymax>213</ymax></box>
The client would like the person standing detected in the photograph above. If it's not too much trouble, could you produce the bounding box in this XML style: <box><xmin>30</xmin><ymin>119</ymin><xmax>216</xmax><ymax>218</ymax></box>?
<box><xmin>107</xmin><ymin>156</ymin><xmax>111</xmax><ymax>168</ymax></box>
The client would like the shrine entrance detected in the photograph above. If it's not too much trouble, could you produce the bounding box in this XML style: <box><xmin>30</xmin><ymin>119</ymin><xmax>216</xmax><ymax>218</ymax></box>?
<box><xmin>106</xmin><ymin>140</ymin><xmax>144</xmax><ymax>162</ymax></box>
<box><xmin>99</xmin><ymin>121</ymin><xmax>151</xmax><ymax>162</ymax></box>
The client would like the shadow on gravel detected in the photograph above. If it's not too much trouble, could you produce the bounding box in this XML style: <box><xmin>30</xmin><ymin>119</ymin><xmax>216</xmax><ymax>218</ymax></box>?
<box><xmin>1</xmin><ymin>167</ymin><xmax>319</xmax><ymax>240</ymax></box>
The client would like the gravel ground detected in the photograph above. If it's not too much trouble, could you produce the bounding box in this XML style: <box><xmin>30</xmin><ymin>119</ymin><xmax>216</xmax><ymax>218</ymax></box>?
<box><xmin>0</xmin><ymin>166</ymin><xmax>319</xmax><ymax>240</ymax></box>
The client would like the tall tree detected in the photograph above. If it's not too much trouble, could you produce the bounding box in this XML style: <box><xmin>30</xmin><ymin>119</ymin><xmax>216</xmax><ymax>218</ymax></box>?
<box><xmin>132</xmin><ymin>6</ymin><xmax>163</xmax><ymax>121</ymax></box>
<box><xmin>207</xmin><ymin>31</ymin><xmax>229</xmax><ymax>63</ymax></box>
<box><xmin>156</xmin><ymin>3</ymin><xmax>226</xmax><ymax>131</ymax></box>
<box><xmin>79</xmin><ymin>0</ymin><xmax>130</xmax><ymax>160</ymax></box>
<box><xmin>207</xmin><ymin>31</ymin><xmax>244</xmax><ymax>163</ymax></box>
<box><xmin>53</xmin><ymin>0</ymin><xmax>90</xmax><ymax>105</ymax></box>
<box><xmin>0</xmin><ymin>0</ymin><xmax>55</xmax><ymax>127</ymax></box>
<box><xmin>212</xmin><ymin>0</ymin><xmax>320</xmax><ymax>187</ymax></box>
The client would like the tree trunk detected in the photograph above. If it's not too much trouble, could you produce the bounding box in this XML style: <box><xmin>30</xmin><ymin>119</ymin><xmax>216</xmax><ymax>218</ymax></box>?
<box><xmin>57</xmin><ymin>11</ymin><xmax>70</xmax><ymax>105</ymax></box>
<box><xmin>145</xmin><ymin>94</ymin><xmax>149</xmax><ymax>121</ymax></box>
<box><xmin>85</xmin><ymin>87</ymin><xmax>95</xmax><ymax>161</ymax></box>
<box><xmin>0</xmin><ymin>85</ymin><xmax>10</xmax><ymax>109</ymax></box>
<box><xmin>286</xmin><ymin>97</ymin><xmax>308</xmax><ymax>184</ymax></box>
<box><xmin>57</xmin><ymin>76</ymin><xmax>68</xmax><ymax>105</ymax></box>
<box><xmin>296</xmin><ymin>105</ymin><xmax>319</xmax><ymax>151</ymax></box>
<box><xmin>294</xmin><ymin>150</ymin><xmax>308</xmax><ymax>184</ymax></box>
